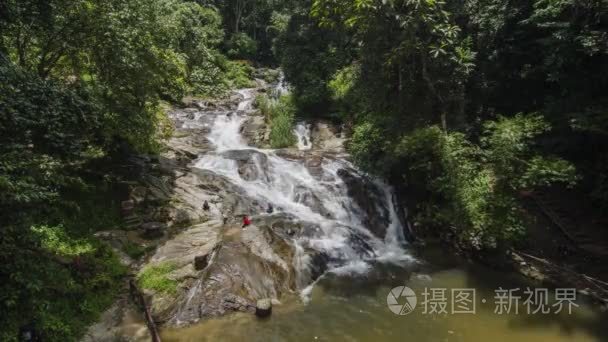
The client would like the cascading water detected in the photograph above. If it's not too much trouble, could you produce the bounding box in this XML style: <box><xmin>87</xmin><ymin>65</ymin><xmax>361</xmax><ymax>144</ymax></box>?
<box><xmin>236</xmin><ymin>88</ymin><xmax>255</xmax><ymax>112</ymax></box>
<box><xmin>192</xmin><ymin>88</ymin><xmax>412</xmax><ymax>299</ymax></box>
<box><xmin>294</xmin><ymin>122</ymin><xmax>312</xmax><ymax>150</ymax></box>
<box><xmin>273</xmin><ymin>72</ymin><xmax>289</xmax><ymax>98</ymax></box>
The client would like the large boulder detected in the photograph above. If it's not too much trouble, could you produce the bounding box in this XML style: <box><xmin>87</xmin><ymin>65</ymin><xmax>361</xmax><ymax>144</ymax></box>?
<box><xmin>221</xmin><ymin>149</ymin><xmax>270</xmax><ymax>182</ymax></box>
<box><xmin>311</xmin><ymin>122</ymin><xmax>345</xmax><ymax>152</ymax></box>
<box><xmin>337</xmin><ymin>168</ymin><xmax>391</xmax><ymax>238</ymax></box>
<box><xmin>293</xmin><ymin>185</ymin><xmax>332</xmax><ymax>218</ymax></box>
<box><xmin>144</xmin><ymin>220</ymin><xmax>297</xmax><ymax>326</ymax></box>
<box><xmin>241</xmin><ymin>115</ymin><xmax>269</xmax><ymax>147</ymax></box>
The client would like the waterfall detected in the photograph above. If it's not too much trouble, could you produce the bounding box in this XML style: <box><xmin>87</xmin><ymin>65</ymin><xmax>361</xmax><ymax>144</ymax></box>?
<box><xmin>192</xmin><ymin>89</ymin><xmax>411</xmax><ymax>297</ymax></box>
<box><xmin>273</xmin><ymin>72</ymin><xmax>288</xmax><ymax>98</ymax></box>
<box><xmin>236</xmin><ymin>88</ymin><xmax>255</xmax><ymax>112</ymax></box>
<box><xmin>294</xmin><ymin>122</ymin><xmax>312</xmax><ymax>150</ymax></box>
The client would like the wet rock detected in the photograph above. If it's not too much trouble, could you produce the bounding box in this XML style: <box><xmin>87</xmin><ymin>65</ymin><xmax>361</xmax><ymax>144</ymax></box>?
<box><xmin>311</xmin><ymin>122</ymin><xmax>346</xmax><ymax>152</ymax></box>
<box><xmin>337</xmin><ymin>168</ymin><xmax>390</xmax><ymax>238</ymax></box>
<box><xmin>274</xmin><ymin>149</ymin><xmax>305</xmax><ymax>161</ymax></box>
<box><xmin>143</xmin><ymin>174</ymin><xmax>172</xmax><ymax>202</ymax></box>
<box><xmin>82</xmin><ymin>297</ymin><xmax>150</xmax><ymax>342</ymax></box>
<box><xmin>222</xmin><ymin>149</ymin><xmax>270</xmax><ymax>182</ymax></box>
<box><xmin>241</xmin><ymin>115</ymin><xmax>269</xmax><ymax>147</ymax></box>
<box><xmin>304</xmin><ymin>155</ymin><xmax>324</xmax><ymax>176</ymax></box>
<box><xmin>141</xmin><ymin>222</ymin><xmax>166</xmax><ymax>239</ymax></box>
<box><xmin>293</xmin><ymin>186</ymin><xmax>332</xmax><ymax>218</ymax></box>
<box><xmin>190</xmin><ymin>168</ymin><xmax>260</xmax><ymax>218</ymax></box>
<box><xmin>166</xmin><ymin>207</ymin><xmax>195</xmax><ymax>227</ymax></box>
<box><xmin>194</xmin><ymin>254</ymin><xmax>210</xmax><ymax>270</ymax></box>
<box><xmin>309</xmin><ymin>252</ymin><xmax>330</xmax><ymax>281</ymax></box>
<box><xmin>221</xmin><ymin>294</ymin><xmax>254</xmax><ymax>314</ymax></box>
<box><xmin>255</xmin><ymin>298</ymin><xmax>272</xmax><ymax>318</ymax></box>
<box><xmin>255</xmin><ymin>213</ymin><xmax>304</xmax><ymax>238</ymax></box>
<box><xmin>348</xmin><ymin>231</ymin><xmax>376</xmax><ymax>258</ymax></box>
<box><xmin>121</xmin><ymin>85</ymin><xmax>409</xmax><ymax>333</ymax></box>
<box><xmin>154</xmin><ymin>224</ymin><xmax>296</xmax><ymax>325</ymax></box>
<box><xmin>150</xmin><ymin>221</ymin><xmax>220</xmax><ymax>268</ymax></box>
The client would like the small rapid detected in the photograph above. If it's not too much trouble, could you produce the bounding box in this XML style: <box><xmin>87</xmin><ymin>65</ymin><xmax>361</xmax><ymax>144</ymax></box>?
<box><xmin>192</xmin><ymin>87</ymin><xmax>411</xmax><ymax>296</ymax></box>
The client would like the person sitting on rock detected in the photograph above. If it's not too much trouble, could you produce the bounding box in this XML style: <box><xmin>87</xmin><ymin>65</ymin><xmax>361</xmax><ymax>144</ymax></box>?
<box><xmin>242</xmin><ymin>215</ymin><xmax>251</xmax><ymax>228</ymax></box>
<box><xmin>202</xmin><ymin>200</ymin><xmax>210</xmax><ymax>211</ymax></box>
<box><xmin>266</xmin><ymin>203</ymin><xmax>273</xmax><ymax>214</ymax></box>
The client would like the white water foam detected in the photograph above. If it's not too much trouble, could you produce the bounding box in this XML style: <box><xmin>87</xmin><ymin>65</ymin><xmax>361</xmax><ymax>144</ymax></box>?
<box><xmin>294</xmin><ymin>122</ymin><xmax>312</xmax><ymax>150</ymax></box>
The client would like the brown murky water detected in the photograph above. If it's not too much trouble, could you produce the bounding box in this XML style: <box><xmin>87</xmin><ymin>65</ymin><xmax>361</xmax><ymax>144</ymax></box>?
<box><xmin>162</xmin><ymin>249</ymin><xmax>608</xmax><ymax>342</ymax></box>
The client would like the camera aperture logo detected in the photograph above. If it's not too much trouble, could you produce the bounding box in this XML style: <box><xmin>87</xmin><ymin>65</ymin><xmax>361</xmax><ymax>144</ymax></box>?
<box><xmin>387</xmin><ymin>286</ymin><xmax>417</xmax><ymax>315</ymax></box>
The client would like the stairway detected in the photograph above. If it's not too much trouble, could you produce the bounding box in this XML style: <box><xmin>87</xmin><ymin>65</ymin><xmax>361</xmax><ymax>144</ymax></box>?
<box><xmin>123</xmin><ymin>213</ymin><xmax>143</xmax><ymax>230</ymax></box>
<box><xmin>532</xmin><ymin>191</ymin><xmax>608</xmax><ymax>258</ymax></box>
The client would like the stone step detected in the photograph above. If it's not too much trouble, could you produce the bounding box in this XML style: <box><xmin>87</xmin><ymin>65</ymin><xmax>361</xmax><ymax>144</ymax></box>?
<box><xmin>125</xmin><ymin>221</ymin><xmax>142</xmax><ymax>228</ymax></box>
<box><xmin>124</xmin><ymin>214</ymin><xmax>143</xmax><ymax>230</ymax></box>
<box><xmin>577</xmin><ymin>237</ymin><xmax>596</xmax><ymax>244</ymax></box>
<box><xmin>123</xmin><ymin>214</ymin><xmax>140</xmax><ymax>221</ymax></box>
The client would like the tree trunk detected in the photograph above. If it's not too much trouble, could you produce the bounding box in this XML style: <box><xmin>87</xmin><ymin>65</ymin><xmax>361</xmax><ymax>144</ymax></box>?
<box><xmin>234</xmin><ymin>0</ymin><xmax>244</xmax><ymax>34</ymax></box>
<box><xmin>420</xmin><ymin>54</ymin><xmax>447</xmax><ymax>132</ymax></box>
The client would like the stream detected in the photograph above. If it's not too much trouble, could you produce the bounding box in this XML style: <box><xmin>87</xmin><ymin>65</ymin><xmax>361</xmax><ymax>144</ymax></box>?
<box><xmin>156</xmin><ymin>86</ymin><xmax>608</xmax><ymax>341</ymax></box>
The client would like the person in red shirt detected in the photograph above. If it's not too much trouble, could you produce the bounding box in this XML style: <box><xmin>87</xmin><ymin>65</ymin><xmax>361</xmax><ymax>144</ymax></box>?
<box><xmin>242</xmin><ymin>215</ymin><xmax>251</xmax><ymax>228</ymax></box>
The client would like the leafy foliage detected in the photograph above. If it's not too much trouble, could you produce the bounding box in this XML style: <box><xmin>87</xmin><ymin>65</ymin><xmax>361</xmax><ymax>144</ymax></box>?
<box><xmin>375</xmin><ymin>115</ymin><xmax>577</xmax><ymax>249</ymax></box>
<box><xmin>225</xmin><ymin>60</ymin><xmax>257</xmax><ymax>89</ymax></box>
<box><xmin>0</xmin><ymin>0</ymin><xmax>237</xmax><ymax>339</ymax></box>
<box><xmin>226</xmin><ymin>32</ymin><xmax>258</xmax><ymax>59</ymax></box>
<box><xmin>0</xmin><ymin>223</ymin><xmax>126</xmax><ymax>342</ymax></box>
<box><xmin>273</xmin><ymin>0</ymin><xmax>606</xmax><ymax>250</ymax></box>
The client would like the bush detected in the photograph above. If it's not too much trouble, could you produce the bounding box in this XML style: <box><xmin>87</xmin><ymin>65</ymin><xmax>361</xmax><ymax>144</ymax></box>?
<box><xmin>328</xmin><ymin>65</ymin><xmax>358</xmax><ymax>102</ymax></box>
<box><xmin>225</xmin><ymin>60</ymin><xmax>256</xmax><ymax>89</ymax></box>
<box><xmin>270</xmin><ymin>111</ymin><xmax>297</xmax><ymax>148</ymax></box>
<box><xmin>0</xmin><ymin>225</ymin><xmax>127</xmax><ymax>342</ymax></box>
<box><xmin>352</xmin><ymin>114</ymin><xmax>578</xmax><ymax>250</ymax></box>
<box><xmin>255</xmin><ymin>94</ymin><xmax>272</xmax><ymax>117</ymax></box>
<box><xmin>226</xmin><ymin>33</ymin><xmax>258</xmax><ymax>59</ymax></box>
<box><xmin>349</xmin><ymin>121</ymin><xmax>389</xmax><ymax>172</ymax></box>
<box><xmin>190</xmin><ymin>59</ymin><xmax>230</xmax><ymax>97</ymax></box>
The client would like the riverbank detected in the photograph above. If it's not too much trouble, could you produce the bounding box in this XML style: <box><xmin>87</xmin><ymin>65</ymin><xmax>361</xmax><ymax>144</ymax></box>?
<box><xmin>404</xmin><ymin>191</ymin><xmax>608</xmax><ymax>309</ymax></box>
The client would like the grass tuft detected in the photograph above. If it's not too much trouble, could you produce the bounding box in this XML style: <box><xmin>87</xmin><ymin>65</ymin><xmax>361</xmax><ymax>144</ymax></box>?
<box><xmin>255</xmin><ymin>94</ymin><xmax>297</xmax><ymax>148</ymax></box>
<box><xmin>137</xmin><ymin>262</ymin><xmax>178</xmax><ymax>295</ymax></box>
